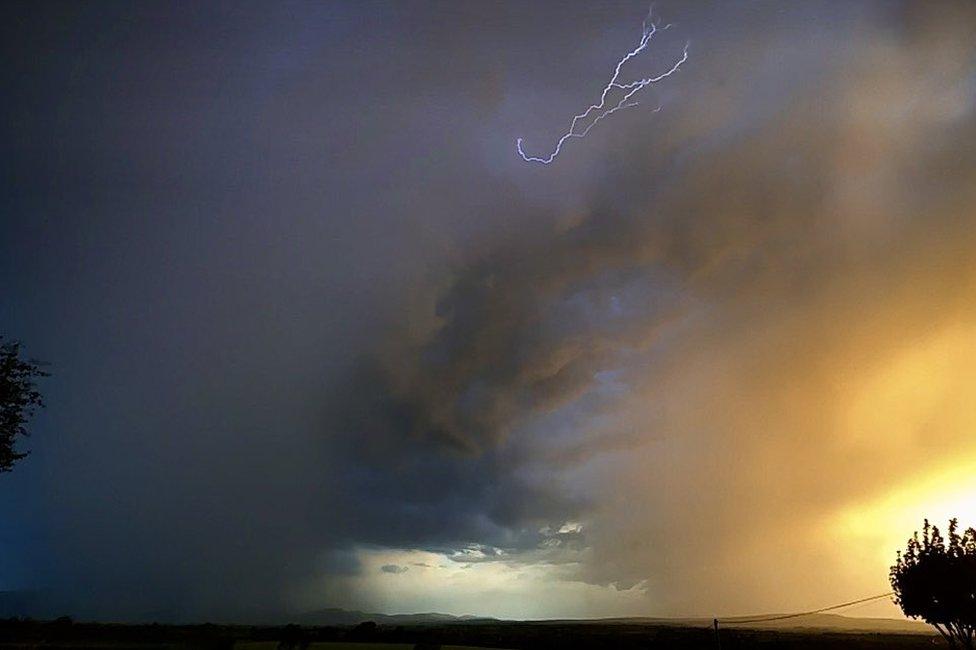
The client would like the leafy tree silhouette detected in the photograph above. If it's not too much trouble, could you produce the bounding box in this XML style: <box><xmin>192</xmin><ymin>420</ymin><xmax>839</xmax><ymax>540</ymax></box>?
<box><xmin>891</xmin><ymin>518</ymin><xmax>976</xmax><ymax>649</ymax></box>
<box><xmin>276</xmin><ymin>624</ymin><xmax>309</xmax><ymax>650</ymax></box>
<box><xmin>0</xmin><ymin>338</ymin><xmax>48</xmax><ymax>473</ymax></box>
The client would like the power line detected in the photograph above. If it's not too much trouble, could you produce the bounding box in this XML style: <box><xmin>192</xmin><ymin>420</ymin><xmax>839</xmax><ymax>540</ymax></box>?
<box><xmin>717</xmin><ymin>592</ymin><xmax>895</xmax><ymax>625</ymax></box>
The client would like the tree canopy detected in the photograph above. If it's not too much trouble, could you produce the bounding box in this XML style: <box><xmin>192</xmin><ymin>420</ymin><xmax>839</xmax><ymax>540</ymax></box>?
<box><xmin>891</xmin><ymin>518</ymin><xmax>976</xmax><ymax>649</ymax></box>
<box><xmin>0</xmin><ymin>338</ymin><xmax>48</xmax><ymax>473</ymax></box>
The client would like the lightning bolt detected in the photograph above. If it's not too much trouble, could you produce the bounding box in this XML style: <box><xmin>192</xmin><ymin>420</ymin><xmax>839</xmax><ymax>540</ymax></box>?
<box><xmin>516</xmin><ymin>9</ymin><xmax>689</xmax><ymax>165</ymax></box>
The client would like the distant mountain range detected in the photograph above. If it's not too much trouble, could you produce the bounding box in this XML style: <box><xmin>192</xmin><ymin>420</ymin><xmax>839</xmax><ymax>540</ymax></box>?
<box><xmin>268</xmin><ymin>608</ymin><xmax>934</xmax><ymax>634</ymax></box>
<box><xmin>0</xmin><ymin>590</ymin><xmax>932</xmax><ymax>634</ymax></box>
<box><xmin>294</xmin><ymin>608</ymin><xmax>496</xmax><ymax>626</ymax></box>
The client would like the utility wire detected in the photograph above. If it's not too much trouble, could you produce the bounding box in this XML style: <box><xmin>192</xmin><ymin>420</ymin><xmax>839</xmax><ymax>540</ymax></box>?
<box><xmin>718</xmin><ymin>592</ymin><xmax>895</xmax><ymax>625</ymax></box>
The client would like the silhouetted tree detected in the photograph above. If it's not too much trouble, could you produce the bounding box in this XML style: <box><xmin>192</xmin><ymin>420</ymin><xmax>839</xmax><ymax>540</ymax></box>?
<box><xmin>0</xmin><ymin>338</ymin><xmax>48</xmax><ymax>473</ymax></box>
<box><xmin>348</xmin><ymin>621</ymin><xmax>378</xmax><ymax>641</ymax></box>
<box><xmin>276</xmin><ymin>624</ymin><xmax>309</xmax><ymax>650</ymax></box>
<box><xmin>891</xmin><ymin>518</ymin><xmax>976</xmax><ymax>648</ymax></box>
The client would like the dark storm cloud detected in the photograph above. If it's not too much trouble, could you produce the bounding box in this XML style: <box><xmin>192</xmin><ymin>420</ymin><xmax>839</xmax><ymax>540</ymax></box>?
<box><xmin>2</xmin><ymin>0</ymin><xmax>975</xmax><ymax>622</ymax></box>
<box><xmin>375</xmin><ymin>217</ymin><xmax>687</xmax><ymax>453</ymax></box>
<box><xmin>311</xmin><ymin>0</ymin><xmax>976</xmax><ymax>613</ymax></box>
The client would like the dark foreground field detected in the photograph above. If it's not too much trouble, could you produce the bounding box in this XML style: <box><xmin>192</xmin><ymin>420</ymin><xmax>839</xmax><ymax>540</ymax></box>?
<box><xmin>0</xmin><ymin>618</ymin><xmax>941</xmax><ymax>650</ymax></box>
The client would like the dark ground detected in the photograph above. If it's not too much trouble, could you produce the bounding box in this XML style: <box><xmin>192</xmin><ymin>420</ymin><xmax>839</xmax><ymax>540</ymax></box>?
<box><xmin>0</xmin><ymin>618</ymin><xmax>942</xmax><ymax>650</ymax></box>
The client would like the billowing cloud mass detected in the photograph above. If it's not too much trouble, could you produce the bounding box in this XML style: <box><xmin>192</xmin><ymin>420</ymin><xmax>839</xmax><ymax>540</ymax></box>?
<box><xmin>2</xmin><ymin>0</ymin><xmax>976</xmax><ymax>623</ymax></box>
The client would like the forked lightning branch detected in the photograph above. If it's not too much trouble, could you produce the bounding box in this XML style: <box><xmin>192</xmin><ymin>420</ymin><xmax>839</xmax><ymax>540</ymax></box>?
<box><xmin>516</xmin><ymin>9</ymin><xmax>689</xmax><ymax>165</ymax></box>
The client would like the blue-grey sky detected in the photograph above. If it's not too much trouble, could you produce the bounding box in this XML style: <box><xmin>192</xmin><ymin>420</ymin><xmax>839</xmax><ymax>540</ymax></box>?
<box><xmin>2</xmin><ymin>0</ymin><xmax>976</xmax><ymax>623</ymax></box>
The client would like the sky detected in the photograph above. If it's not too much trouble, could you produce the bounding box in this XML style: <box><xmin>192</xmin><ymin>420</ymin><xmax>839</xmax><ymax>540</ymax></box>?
<box><xmin>2</xmin><ymin>0</ymin><xmax>976</xmax><ymax>624</ymax></box>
